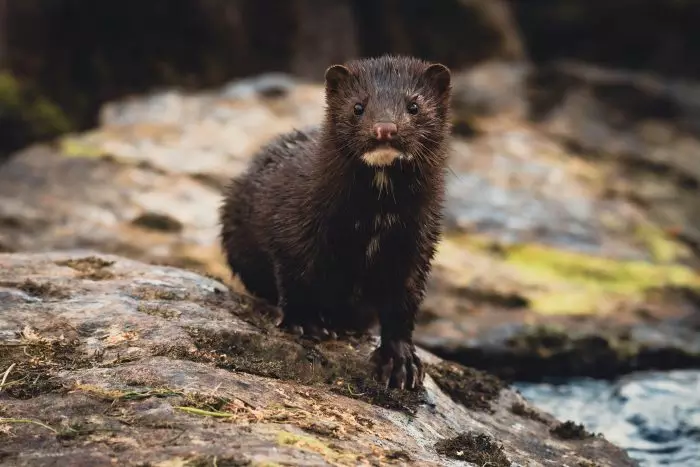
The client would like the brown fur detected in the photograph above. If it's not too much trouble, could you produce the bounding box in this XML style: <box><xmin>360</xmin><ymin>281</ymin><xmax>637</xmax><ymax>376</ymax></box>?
<box><xmin>220</xmin><ymin>55</ymin><xmax>452</xmax><ymax>389</ymax></box>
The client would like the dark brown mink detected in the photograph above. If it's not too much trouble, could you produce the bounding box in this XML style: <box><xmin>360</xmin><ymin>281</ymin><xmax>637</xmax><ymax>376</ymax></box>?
<box><xmin>219</xmin><ymin>55</ymin><xmax>452</xmax><ymax>390</ymax></box>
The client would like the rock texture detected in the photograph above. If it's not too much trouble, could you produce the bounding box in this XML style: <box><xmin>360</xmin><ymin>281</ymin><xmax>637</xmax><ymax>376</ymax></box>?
<box><xmin>0</xmin><ymin>251</ymin><xmax>635</xmax><ymax>466</ymax></box>
<box><xmin>527</xmin><ymin>61</ymin><xmax>700</xmax><ymax>251</ymax></box>
<box><xmin>0</xmin><ymin>67</ymin><xmax>699</xmax><ymax>383</ymax></box>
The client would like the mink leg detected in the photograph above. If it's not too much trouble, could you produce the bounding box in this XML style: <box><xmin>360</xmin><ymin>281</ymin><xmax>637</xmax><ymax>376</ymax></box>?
<box><xmin>370</xmin><ymin>291</ymin><xmax>425</xmax><ymax>390</ymax></box>
<box><xmin>274</xmin><ymin>263</ymin><xmax>333</xmax><ymax>341</ymax></box>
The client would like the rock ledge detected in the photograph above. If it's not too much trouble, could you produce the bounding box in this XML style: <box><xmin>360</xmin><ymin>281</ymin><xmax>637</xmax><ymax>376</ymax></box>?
<box><xmin>0</xmin><ymin>251</ymin><xmax>634</xmax><ymax>466</ymax></box>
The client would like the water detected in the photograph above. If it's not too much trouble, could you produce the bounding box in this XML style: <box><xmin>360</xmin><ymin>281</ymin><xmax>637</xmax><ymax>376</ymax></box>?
<box><xmin>515</xmin><ymin>370</ymin><xmax>700</xmax><ymax>466</ymax></box>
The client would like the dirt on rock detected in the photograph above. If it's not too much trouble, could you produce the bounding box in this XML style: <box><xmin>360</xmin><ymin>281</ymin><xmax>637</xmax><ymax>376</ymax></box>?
<box><xmin>434</xmin><ymin>432</ymin><xmax>510</xmax><ymax>466</ymax></box>
<box><xmin>550</xmin><ymin>421</ymin><xmax>595</xmax><ymax>441</ymax></box>
<box><xmin>0</xmin><ymin>251</ymin><xmax>635</xmax><ymax>466</ymax></box>
<box><xmin>426</xmin><ymin>361</ymin><xmax>505</xmax><ymax>413</ymax></box>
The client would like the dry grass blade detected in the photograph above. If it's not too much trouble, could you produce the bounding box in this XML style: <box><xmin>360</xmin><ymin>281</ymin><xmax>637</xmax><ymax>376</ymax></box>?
<box><xmin>0</xmin><ymin>363</ymin><xmax>16</xmax><ymax>393</ymax></box>
<box><xmin>173</xmin><ymin>406</ymin><xmax>235</xmax><ymax>418</ymax></box>
<box><xmin>0</xmin><ymin>418</ymin><xmax>58</xmax><ymax>433</ymax></box>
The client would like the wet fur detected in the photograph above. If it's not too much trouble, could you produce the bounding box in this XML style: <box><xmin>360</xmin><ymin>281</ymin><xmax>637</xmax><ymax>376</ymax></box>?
<box><xmin>220</xmin><ymin>55</ymin><xmax>451</xmax><ymax>388</ymax></box>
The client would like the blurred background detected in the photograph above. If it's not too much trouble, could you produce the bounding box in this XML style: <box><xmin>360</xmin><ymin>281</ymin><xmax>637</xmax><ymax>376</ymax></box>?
<box><xmin>1</xmin><ymin>1</ymin><xmax>699</xmax><ymax>465</ymax></box>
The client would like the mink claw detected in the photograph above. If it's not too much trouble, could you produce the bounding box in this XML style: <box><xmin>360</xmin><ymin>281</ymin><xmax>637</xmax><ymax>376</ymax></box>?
<box><xmin>278</xmin><ymin>317</ymin><xmax>336</xmax><ymax>342</ymax></box>
<box><xmin>370</xmin><ymin>340</ymin><xmax>424</xmax><ymax>390</ymax></box>
<box><xmin>373</xmin><ymin>355</ymin><xmax>394</xmax><ymax>389</ymax></box>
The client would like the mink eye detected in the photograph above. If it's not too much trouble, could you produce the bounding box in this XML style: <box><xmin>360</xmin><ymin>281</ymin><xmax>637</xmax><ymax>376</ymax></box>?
<box><xmin>407</xmin><ymin>102</ymin><xmax>419</xmax><ymax>115</ymax></box>
<box><xmin>353</xmin><ymin>103</ymin><xmax>365</xmax><ymax>116</ymax></box>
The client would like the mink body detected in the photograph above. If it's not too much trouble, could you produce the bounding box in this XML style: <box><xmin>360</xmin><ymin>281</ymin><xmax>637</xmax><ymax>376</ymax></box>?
<box><xmin>220</xmin><ymin>55</ymin><xmax>452</xmax><ymax>389</ymax></box>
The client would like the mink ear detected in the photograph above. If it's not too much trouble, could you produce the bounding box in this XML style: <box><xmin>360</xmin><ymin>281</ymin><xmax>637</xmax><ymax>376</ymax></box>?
<box><xmin>423</xmin><ymin>63</ymin><xmax>451</xmax><ymax>97</ymax></box>
<box><xmin>325</xmin><ymin>65</ymin><xmax>351</xmax><ymax>92</ymax></box>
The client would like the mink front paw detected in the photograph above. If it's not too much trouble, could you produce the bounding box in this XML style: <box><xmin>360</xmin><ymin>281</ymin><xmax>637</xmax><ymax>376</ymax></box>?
<box><xmin>278</xmin><ymin>315</ymin><xmax>336</xmax><ymax>341</ymax></box>
<box><xmin>370</xmin><ymin>340</ymin><xmax>425</xmax><ymax>390</ymax></box>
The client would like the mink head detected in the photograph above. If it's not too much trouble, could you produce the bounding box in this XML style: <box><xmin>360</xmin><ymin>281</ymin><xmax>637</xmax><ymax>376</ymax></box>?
<box><xmin>323</xmin><ymin>55</ymin><xmax>451</xmax><ymax>169</ymax></box>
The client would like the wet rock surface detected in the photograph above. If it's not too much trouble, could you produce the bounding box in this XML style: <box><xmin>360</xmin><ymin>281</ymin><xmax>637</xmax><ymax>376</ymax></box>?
<box><xmin>0</xmin><ymin>251</ymin><xmax>634</xmax><ymax>466</ymax></box>
<box><xmin>1</xmin><ymin>67</ymin><xmax>699</xmax><ymax>385</ymax></box>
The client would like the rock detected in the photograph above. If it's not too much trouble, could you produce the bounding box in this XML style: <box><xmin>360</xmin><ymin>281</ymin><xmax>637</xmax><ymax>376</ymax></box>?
<box><xmin>416</xmin><ymin>60</ymin><xmax>700</xmax><ymax>380</ymax></box>
<box><xmin>0</xmin><ymin>251</ymin><xmax>635</xmax><ymax>466</ymax></box>
<box><xmin>526</xmin><ymin>61</ymin><xmax>700</xmax><ymax>253</ymax></box>
<box><xmin>417</xmin><ymin>229</ymin><xmax>700</xmax><ymax>380</ymax></box>
<box><xmin>0</xmin><ymin>73</ymin><xmax>698</xmax><ymax>386</ymax></box>
<box><xmin>91</xmin><ymin>79</ymin><xmax>326</xmax><ymax>186</ymax></box>
<box><xmin>0</xmin><ymin>144</ymin><xmax>229</xmax><ymax>280</ymax></box>
<box><xmin>451</xmin><ymin>60</ymin><xmax>531</xmax><ymax>124</ymax></box>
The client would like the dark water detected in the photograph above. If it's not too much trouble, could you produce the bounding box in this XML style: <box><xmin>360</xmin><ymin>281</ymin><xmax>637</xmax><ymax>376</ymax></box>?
<box><xmin>515</xmin><ymin>371</ymin><xmax>700</xmax><ymax>466</ymax></box>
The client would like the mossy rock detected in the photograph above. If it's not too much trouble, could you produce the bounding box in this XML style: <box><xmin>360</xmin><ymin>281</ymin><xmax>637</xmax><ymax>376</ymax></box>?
<box><xmin>441</xmin><ymin>231</ymin><xmax>700</xmax><ymax>316</ymax></box>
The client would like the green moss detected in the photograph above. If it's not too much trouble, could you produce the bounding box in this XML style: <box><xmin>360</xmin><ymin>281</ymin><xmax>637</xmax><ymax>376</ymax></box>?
<box><xmin>0</xmin><ymin>72</ymin><xmax>73</xmax><ymax>142</ymax></box>
<box><xmin>0</xmin><ymin>73</ymin><xmax>22</xmax><ymax>108</ymax></box>
<box><xmin>59</xmin><ymin>135</ymin><xmax>105</xmax><ymax>158</ymax></box>
<box><xmin>634</xmin><ymin>222</ymin><xmax>689</xmax><ymax>264</ymax></box>
<box><xmin>131</xmin><ymin>286</ymin><xmax>189</xmax><ymax>301</ymax></box>
<box><xmin>275</xmin><ymin>430</ymin><xmax>358</xmax><ymax>465</ymax></box>
<box><xmin>506</xmin><ymin>243</ymin><xmax>697</xmax><ymax>293</ymax></box>
<box><xmin>73</xmin><ymin>384</ymin><xmax>183</xmax><ymax>402</ymax></box>
<box><xmin>441</xmin><ymin>233</ymin><xmax>700</xmax><ymax>316</ymax></box>
<box><xmin>506</xmin><ymin>242</ymin><xmax>699</xmax><ymax>315</ymax></box>
<box><xmin>442</xmin><ymin>232</ymin><xmax>498</xmax><ymax>254</ymax></box>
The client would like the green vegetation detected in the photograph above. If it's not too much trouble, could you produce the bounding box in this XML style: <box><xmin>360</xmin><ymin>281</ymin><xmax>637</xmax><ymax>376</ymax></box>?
<box><xmin>442</xmin><ymin>232</ymin><xmax>700</xmax><ymax>316</ymax></box>
<box><xmin>0</xmin><ymin>72</ymin><xmax>73</xmax><ymax>152</ymax></box>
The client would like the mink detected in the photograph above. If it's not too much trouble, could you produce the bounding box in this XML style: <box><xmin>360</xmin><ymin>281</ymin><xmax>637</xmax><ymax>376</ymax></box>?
<box><xmin>219</xmin><ymin>55</ymin><xmax>452</xmax><ymax>390</ymax></box>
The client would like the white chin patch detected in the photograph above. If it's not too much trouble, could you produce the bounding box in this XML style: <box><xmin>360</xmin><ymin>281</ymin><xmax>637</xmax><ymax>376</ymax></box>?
<box><xmin>361</xmin><ymin>147</ymin><xmax>402</xmax><ymax>167</ymax></box>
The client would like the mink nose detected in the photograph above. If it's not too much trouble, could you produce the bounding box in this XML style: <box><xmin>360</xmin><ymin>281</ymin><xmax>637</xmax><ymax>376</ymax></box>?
<box><xmin>373</xmin><ymin>122</ymin><xmax>398</xmax><ymax>141</ymax></box>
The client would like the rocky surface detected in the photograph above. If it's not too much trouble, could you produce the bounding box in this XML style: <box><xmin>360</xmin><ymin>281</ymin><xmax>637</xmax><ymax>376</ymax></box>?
<box><xmin>0</xmin><ymin>250</ymin><xmax>635</xmax><ymax>466</ymax></box>
<box><xmin>0</xmin><ymin>77</ymin><xmax>325</xmax><ymax>281</ymax></box>
<box><xmin>1</xmin><ymin>65</ymin><xmax>699</xmax><ymax>384</ymax></box>
<box><xmin>527</xmin><ymin>61</ymin><xmax>700</xmax><ymax>252</ymax></box>
<box><xmin>423</xmin><ymin>60</ymin><xmax>700</xmax><ymax>379</ymax></box>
